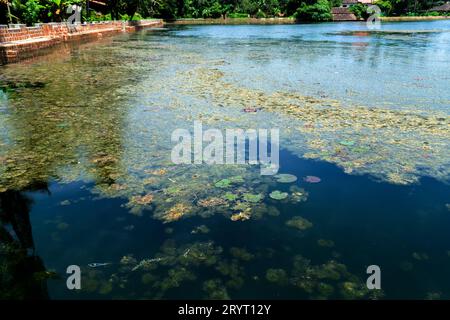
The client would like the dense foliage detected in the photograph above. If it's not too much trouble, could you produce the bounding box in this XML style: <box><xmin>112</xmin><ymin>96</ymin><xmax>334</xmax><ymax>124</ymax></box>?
<box><xmin>294</xmin><ymin>0</ymin><xmax>332</xmax><ymax>21</ymax></box>
<box><xmin>0</xmin><ymin>0</ymin><xmax>448</xmax><ymax>25</ymax></box>
<box><xmin>374</xmin><ymin>0</ymin><xmax>447</xmax><ymax>16</ymax></box>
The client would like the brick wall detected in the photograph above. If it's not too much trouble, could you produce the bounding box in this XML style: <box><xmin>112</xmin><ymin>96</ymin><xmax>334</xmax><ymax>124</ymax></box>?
<box><xmin>0</xmin><ymin>20</ymin><xmax>163</xmax><ymax>64</ymax></box>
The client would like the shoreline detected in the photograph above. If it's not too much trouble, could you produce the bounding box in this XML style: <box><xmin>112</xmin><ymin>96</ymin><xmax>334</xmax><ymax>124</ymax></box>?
<box><xmin>0</xmin><ymin>19</ymin><xmax>163</xmax><ymax>65</ymax></box>
<box><xmin>381</xmin><ymin>16</ymin><xmax>450</xmax><ymax>22</ymax></box>
<box><xmin>1</xmin><ymin>16</ymin><xmax>449</xmax><ymax>65</ymax></box>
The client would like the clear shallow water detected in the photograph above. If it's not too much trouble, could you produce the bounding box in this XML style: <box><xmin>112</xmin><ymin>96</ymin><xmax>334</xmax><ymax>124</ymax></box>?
<box><xmin>0</xmin><ymin>22</ymin><xmax>449</xmax><ymax>299</ymax></box>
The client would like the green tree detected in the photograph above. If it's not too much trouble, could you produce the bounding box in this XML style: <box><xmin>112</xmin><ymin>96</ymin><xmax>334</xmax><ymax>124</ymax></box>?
<box><xmin>294</xmin><ymin>0</ymin><xmax>332</xmax><ymax>21</ymax></box>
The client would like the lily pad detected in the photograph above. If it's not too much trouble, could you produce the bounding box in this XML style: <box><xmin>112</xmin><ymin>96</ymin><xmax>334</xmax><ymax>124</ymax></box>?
<box><xmin>223</xmin><ymin>192</ymin><xmax>238</xmax><ymax>201</ymax></box>
<box><xmin>339</xmin><ymin>140</ymin><xmax>355</xmax><ymax>147</ymax></box>
<box><xmin>215</xmin><ymin>179</ymin><xmax>231</xmax><ymax>188</ymax></box>
<box><xmin>243</xmin><ymin>193</ymin><xmax>263</xmax><ymax>203</ymax></box>
<box><xmin>304</xmin><ymin>176</ymin><xmax>321</xmax><ymax>183</ymax></box>
<box><xmin>269</xmin><ymin>190</ymin><xmax>288</xmax><ymax>200</ymax></box>
<box><xmin>275</xmin><ymin>173</ymin><xmax>297</xmax><ymax>183</ymax></box>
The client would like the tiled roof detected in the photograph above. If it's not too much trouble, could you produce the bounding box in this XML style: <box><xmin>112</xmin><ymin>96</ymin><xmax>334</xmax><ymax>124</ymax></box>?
<box><xmin>430</xmin><ymin>2</ymin><xmax>450</xmax><ymax>11</ymax></box>
<box><xmin>332</xmin><ymin>7</ymin><xmax>352</xmax><ymax>14</ymax></box>
<box><xmin>333</xmin><ymin>13</ymin><xmax>357</xmax><ymax>21</ymax></box>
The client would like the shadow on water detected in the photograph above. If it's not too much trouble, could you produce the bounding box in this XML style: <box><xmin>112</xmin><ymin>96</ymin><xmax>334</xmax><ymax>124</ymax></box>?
<box><xmin>0</xmin><ymin>182</ymin><xmax>50</xmax><ymax>300</ymax></box>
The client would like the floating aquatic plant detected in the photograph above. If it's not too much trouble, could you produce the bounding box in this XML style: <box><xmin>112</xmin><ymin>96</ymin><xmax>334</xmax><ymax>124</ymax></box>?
<box><xmin>339</xmin><ymin>140</ymin><xmax>355</xmax><ymax>147</ymax></box>
<box><xmin>269</xmin><ymin>190</ymin><xmax>288</xmax><ymax>200</ymax></box>
<box><xmin>243</xmin><ymin>193</ymin><xmax>263</xmax><ymax>203</ymax></box>
<box><xmin>131</xmin><ymin>193</ymin><xmax>154</xmax><ymax>206</ymax></box>
<box><xmin>303</xmin><ymin>176</ymin><xmax>321</xmax><ymax>183</ymax></box>
<box><xmin>160</xmin><ymin>203</ymin><xmax>191</xmax><ymax>223</ymax></box>
<box><xmin>289</xmin><ymin>186</ymin><xmax>309</xmax><ymax>203</ymax></box>
<box><xmin>230</xmin><ymin>210</ymin><xmax>251</xmax><ymax>221</ymax></box>
<box><xmin>274</xmin><ymin>174</ymin><xmax>297</xmax><ymax>183</ymax></box>
<box><xmin>197</xmin><ymin>197</ymin><xmax>227</xmax><ymax>208</ymax></box>
<box><xmin>215</xmin><ymin>179</ymin><xmax>231</xmax><ymax>188</ymax></box>
<box><xmin>223</xmin><ymin>192</ymin><xmax>238</xmax><ymax>201</ymax></box>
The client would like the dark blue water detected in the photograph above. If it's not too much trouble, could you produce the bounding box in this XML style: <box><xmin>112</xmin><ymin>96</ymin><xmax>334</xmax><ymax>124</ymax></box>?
<box><xmin>4</xmin><ymin>150</ymin><xmax>440</xmax><ymax>299</ymax></box>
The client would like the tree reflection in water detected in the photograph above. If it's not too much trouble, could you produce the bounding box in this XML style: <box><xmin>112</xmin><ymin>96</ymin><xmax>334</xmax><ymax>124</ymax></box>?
<box><xmin>0</xmin><ymin>183</ymin><xmax>49</xmax><ymax>300</ymax></box>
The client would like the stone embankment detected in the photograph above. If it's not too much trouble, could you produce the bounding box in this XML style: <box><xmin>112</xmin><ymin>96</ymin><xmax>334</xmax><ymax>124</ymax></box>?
<box><xmin>0</xmin><ymin>19</ymin><xmax>163</xmax><ymax>64</ymax></box>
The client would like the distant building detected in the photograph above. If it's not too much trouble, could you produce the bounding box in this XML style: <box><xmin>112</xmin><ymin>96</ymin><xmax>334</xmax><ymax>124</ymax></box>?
<box><xmin>333</xmin><ymin>0</ymin><xmax>375</xmax><ymax>21</ymax></box>
<box><xmin>430</xmin><ymin>2</ymin><xmax>450</xmax><ymax>12</ymax></box>
<box><xmin>342</xmin><ymin>0</ymin><xmax>374</xmax><ymax>7</ymax></box>
<box><xmin>332</xmin><ymin>7</ymin><xmax>357</xmax><ymax>21</ymax></box>
<box><xmin>341</xmin><ymin>0</ymin><xmax>358</xmax><ymax>8</ymax></box>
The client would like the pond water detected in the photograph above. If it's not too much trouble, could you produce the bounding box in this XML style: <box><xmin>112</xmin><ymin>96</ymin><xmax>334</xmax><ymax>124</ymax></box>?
<box><xmin>0</xmin><ymin>21</ymin><xmax>449</xmax><ymax>299</ymax></box>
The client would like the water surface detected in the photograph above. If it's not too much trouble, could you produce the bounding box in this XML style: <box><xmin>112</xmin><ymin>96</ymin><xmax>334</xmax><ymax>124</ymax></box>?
<box><xmin>0</xmin><ymin>21</ymin><xmax>449</xmax><ymax>299</ymax></box>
